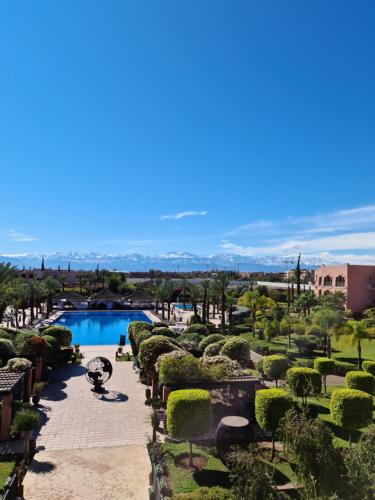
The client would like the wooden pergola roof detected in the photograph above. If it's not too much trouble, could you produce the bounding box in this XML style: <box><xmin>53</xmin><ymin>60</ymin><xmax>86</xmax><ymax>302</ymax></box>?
<box><xmin>0</xmin><ymin>371</ymin><xmax>25</xmax><ymax>395</ymax></box>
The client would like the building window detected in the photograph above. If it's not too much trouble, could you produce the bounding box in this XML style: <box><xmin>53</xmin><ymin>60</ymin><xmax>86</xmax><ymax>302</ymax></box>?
<box><xmin>319</xmin><ymin>277</ymin><xmax>322</xmax><ymax>285</ymax></box>
<box><xmin>335</xmin><ymin>275</ymin><xmax>345</xmax><ymax>287</ymax></box>
<box><xmin>323</xmin><ymin>275</ymin><xmax>332</xmax><ymax>286</ymax></box>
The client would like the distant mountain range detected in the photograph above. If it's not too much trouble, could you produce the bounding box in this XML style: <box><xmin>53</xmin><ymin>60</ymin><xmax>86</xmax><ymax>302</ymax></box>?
<box><xmin>0</xmin><ymin>252</ymin><xmax>326</xmax><ymax>272</ymax></box>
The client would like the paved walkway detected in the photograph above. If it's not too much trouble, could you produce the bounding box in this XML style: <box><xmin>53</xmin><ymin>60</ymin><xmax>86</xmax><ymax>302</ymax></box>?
<box><xmin>23</xmin><ymin>345</ymin><xmax>150</xmax><ymax>499</ymax></box>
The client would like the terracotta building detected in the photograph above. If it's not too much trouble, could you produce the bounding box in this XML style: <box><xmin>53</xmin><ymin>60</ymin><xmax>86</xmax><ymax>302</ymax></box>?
<box><xmin>314</xmin><ymin>264</ymin><xmax>375</xmax><ymax>314</ymax></box>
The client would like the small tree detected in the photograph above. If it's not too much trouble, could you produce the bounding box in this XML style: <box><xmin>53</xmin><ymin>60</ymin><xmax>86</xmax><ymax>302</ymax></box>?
<box><xmin>255</xmin><ymin>389</ymin><xmax>292</xmax><ymax>458</ymax></box>
<box><xmin>314</xmin><ymin>357</ymin><xmax>335</xmax><ymax>393</ymax></box>
<box><xmin>262</xmin><ymin>355</ymin><xmax>288</xmax><ymax>387</ymax></box>
<box><xmin>167</xmin><ymin>389</ymin><xmax>211</xmax><ymax>467</ymax></box>
<box><xmin>346</xmin><ymin>371</ymin><xmax>374</xmax><ymax>395</ymax></box>
<box><xmin>287</xmin><ymin>367</ymin><xmax>322</xmax><ymax>405</ymax></box>
<box><xmin>330</xmin><ymin>388</ymin><xmax>373</xmax><ymax>445</ymax></box>
<box><xmin>12</xmin><ymin>409</ymin><xmax>40</xmax><ymax>464</ymax></box>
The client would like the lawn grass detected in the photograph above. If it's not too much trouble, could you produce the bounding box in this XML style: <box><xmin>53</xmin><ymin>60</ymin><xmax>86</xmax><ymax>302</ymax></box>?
<box><xmin>331</xmin><ymin>337</ymin><xmax>375</xmax><ymax>363</ymax></box>
<box><xmin>163</xmin><ymin>442</ymin><xmax>230</xmax><ymax>495</ymax></box>
<box><xmin>0</xmin><ymin>460</ymin><xmax>16</xmax><ymax>493</ymax></box>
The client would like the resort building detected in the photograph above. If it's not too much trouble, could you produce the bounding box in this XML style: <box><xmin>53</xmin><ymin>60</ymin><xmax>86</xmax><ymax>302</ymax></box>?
<box><xmin>314</xmin><ymin>264</ymin><xmax>375</xmax><ymax>314</ymax></box>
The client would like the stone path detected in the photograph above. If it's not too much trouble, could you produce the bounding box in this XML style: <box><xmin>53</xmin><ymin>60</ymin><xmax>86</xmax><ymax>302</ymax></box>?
<box><xmin>23</xmin><ymin>345</ymin><xmax>151</xmax><ymax>499</ymax></box>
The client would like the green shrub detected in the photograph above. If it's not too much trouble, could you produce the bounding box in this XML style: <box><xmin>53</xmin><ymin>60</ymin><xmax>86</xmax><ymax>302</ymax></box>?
<box><xmin>138</xmin><ymin>336</ymin><xmax>177</xmax><ymax>380</ymax></box>
<box><xmin>167</xmin><ymin>389</ymin><xmax>211</xmax><ymax>441</ymax></box>
<box><xmin>128</xmin><ymin>321</ymin><xmax>153</xmax><ymax>353</ymax></box>
<box><xmin>0</xmin><ymin>327</ymin><xmax>19</xmax><ymax>336</ymax></box>
<box><xmin>255</xmin><ymin>388</ymin><xmax>292</xmax><ymax>456</ymax></box>
<box><xmin>363</xmin><ymin>361</ymin><xmax>375</xmax><ymax>376</ymax></box>
<box><xmin>330</xmin><ymin>389</ymin><xmax>373</xmax><ymax>439</ymax></box>
<box><xmin>152</xmin><ymin>327</ymin><xmax>176</xmax><ymax>337</ymax></box>
<box><xmin>346</xmin><ymin>371</ymin><xmax>374</xmax><ymax>395</ymax></box>
<box><xmin>294</xmin><ymin>336</ymin><xmax>317</xmax><ymax>356</ymax></box>
<box><xmin>314</xmin><ymin>357</ymin><xmax>335</xmax><ymax>393</ymax></box>
<box><xmin>295</xmin><ymin>359</ymin><xmax>314</xmax><ymax>368</ymax></box>
<box><xmin>287</xmin><ymin>367</ymin><xmax>322</xmax><ymax>403</ymax></box>
<box><xmin>220</xmin><ymin>338</ymin><xmax>250</xmax><ymax>367</ymax></box>
<box><xmin>185</xmin><ymin>324</ymin><xmax>209</xmax><ymax>336</ymax></box>
<box><xmin>198</xmin><ymin>334</ymin><xmax>225</xmax><ymax>352</ymax></box>
<box><xmin>0</xmin><ymin>329</ymin><xmax>16</xmax><ymax>341</ymax></box>
<box><xmin>41</xmin><ymin>326</ymin><xmax>72</xmax><ymax>347</ymax></box>
<box><xmin>158</xmin><ymin>354</ymin><xmax>202</xmax><ymax>384</ymax></box>
<box><xmin>175</xmin><ymin>486</ymin><xmax>233</xmax><ymax>499</ymax></box>
<box><xmin>178</xmin><ymin>333</ymin><xmax>203</xmax><ymax>352</ymax></box>
<box><xmin>42</xmin><ymin>335</ymin><xmax>60</xmax><ymax>363</ymax></box>
<box><xmin>133</xmin><ymin>330</ymin><xmax>152</xmax><ymax>352</ymax></box>
<box><xmin>5</xmin><ymin>357</ymin><xmax>32</xmax><ymax>372</ymax></box>
<box><xmin>262</xmin><ymin>355</ymin><xmax>288</xmax><ymax>386</ymax></box>
<box><xmin>188</xmin><ymin>314</ymin><xmax>202</xmax><ymax>325</ymax></box>
<box><xmin>256</xmin><ymin>358</ymin><xmax>264</xmax><ymax>376</ymax></box>
<box><xmin>13</xmin><ymin>332</ymin><xmax>37</xmax><ymax>356</ymax></box>
<box><xmin>204</xmin><ymin>340</ymin><xmax>226</xmax><ymax>357</ymax></box>
<box><xmin>0</xmin><ymin>339</ymin><xmax>16</xmax><ymax>362</ymax></box>
<box><xmin>201</xmin><ymin>355</ymin><xmax>240</xmax><ymax>379</ymax></box>
<box><xmin>268</xmin><ymin>345</ymin><xmax>288</xmax><ymax>355</ymax></box>
<box><xmin>335</xmin><ymin>360</ymin><xmax>357</xmax><ymax>376</ymax></box>
<box><xmin>156</xmin><ymin>350</ymin><xmax>189</xmax><ymax>371</ymax></box>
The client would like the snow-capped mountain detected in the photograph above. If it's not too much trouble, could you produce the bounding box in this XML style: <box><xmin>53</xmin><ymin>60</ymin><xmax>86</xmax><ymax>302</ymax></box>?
<box><xmin>0</xmin><ymin>251</ymin><xmax>326</xmax><ymax>271</ymax></box>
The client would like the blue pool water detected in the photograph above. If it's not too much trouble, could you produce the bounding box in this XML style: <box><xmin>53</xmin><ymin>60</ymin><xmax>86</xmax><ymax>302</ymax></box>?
<box><xmin>53</xmin><ymin>311</ymin><xmax>152</xmax><ymax>345</ymax></box>
<box><xmin>174</xmin><ymin>303</ymin><xmax>193</xmax><ymax>310</ymax></box>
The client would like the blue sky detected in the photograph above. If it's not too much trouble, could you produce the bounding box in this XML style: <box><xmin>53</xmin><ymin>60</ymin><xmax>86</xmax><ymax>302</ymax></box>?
<box><xmin>1</xmin><ymin>1</ymin><xmax>375</xmax><ymax>264</ymax></box>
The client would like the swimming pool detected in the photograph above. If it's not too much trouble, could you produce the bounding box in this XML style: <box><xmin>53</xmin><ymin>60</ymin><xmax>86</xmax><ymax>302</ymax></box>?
<box><xmin>53</xmin><ymin>311</ymin><xmax>152</xmax><ymax>345</ymax></box>
<box><xmin>174</xmin><ymin>303</ymin><xmax>193</xmax><ymax>310</ymax></box>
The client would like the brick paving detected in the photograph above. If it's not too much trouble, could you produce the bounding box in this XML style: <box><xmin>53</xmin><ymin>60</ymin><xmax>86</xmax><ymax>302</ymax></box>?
<box><xmin>23</xmin><ymin>345</ymin><xmax>151</xmax><ymax>499</ymax></box>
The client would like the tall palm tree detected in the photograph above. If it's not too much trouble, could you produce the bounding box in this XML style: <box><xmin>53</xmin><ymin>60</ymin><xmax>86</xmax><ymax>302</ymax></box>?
<box><xmin>0</xmin><ymin>262</ymin><xmax>17</xmax><ymax>322</ymax></box>
<box><xmin>162</xmin><ymin>280</ymin><xmax>175</xmax><ymax>321</ymax></box>
<box><xmin>214</xmin><ymin>272</ymin><xmax>231</xmax><ymax>333</ymax></box>
<box><xmin>342</xmin><ymin>320</ymin><xmax>374</xmax><ymax>369</ymax></box>
<box><xmin>201</xmin><ymin>279</ymin><xmax>210</xmax><ymax>324</ymax></box>
<box><xmin>43</xmin><ymin>277</ymin><xmax>62</xmax><ymax>317</ymax></box>
<box><xmin>226</xmin><ymin>290</ymin><xmax>236</xmax><ymax>334</ymax></box>
<box><xmin>188</xmin><ymin>284</ymin><xmax>202</xmax><ymax>318</ymax></box>
<box><xmin>152</xmin><ymin>277</ymin><xmax>163</xmax><ymax>315</ymax></box>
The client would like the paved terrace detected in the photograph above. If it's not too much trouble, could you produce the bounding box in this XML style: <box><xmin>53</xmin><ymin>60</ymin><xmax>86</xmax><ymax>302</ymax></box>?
<box><xmin>23</xmin><ymin>345</ymin><xmax>151</xmax><ymax>500</ymax></box>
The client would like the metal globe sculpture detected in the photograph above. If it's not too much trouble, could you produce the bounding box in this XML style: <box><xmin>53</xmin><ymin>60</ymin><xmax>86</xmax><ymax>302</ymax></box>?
<box><xmin>85</xmin><ymin>357</ymin><xmax>113</xmax><ymax>393</ymax></box>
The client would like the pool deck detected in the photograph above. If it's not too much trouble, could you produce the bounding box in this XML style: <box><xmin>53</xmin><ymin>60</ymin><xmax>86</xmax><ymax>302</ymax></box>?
<box><xmin>23</xmin><ymin>345</ymin><xmax>151</xmax><ymax>499</ymax></box>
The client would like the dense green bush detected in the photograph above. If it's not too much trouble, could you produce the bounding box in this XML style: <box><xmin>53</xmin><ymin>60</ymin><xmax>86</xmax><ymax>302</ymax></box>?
<box><xmin>330</xmin><ymin>388</ymin><xmax>372</xmax><ymax>437</ymax></box>
<box><xmin>158</xmin><ymin>354</ymin><xmax>202</xmax><ymax>384</ymax></box>
<box><xmin>13</xmin><ymin>332</ymin><xmax>37</xmax><ymax>356</ymax></box>
<box><xmin>220</xmin><ymin>338</ymin><xmax>250</xmax><ymax>367</ymax></box>
<box><xmin>204</xmin><ymin>340</ymin><xmax>226</xmax><ymax>357</ymax></box>
<box><xmin>187</xmin><ymin>314</ymin><xmax>202</xmax><ymax>325</ymax></box>
<box><xmin>0</xmin><ymin>329</ymin><xmax>16</xmax><ymax>341</ymax></box>
<box><xmin>133</xmin><ymin>330</ymin><xmax>152</xmax><ymax>352</ymax></box>
<box><xmin>201</xmin><ymin>355</ymin><xmax>240</xmax><ymax>378</ymax></box>
<box><xmin>128</xmin><ymin>320</ymin><xmax>153</xmax><ymax>353</ymax></box>
<box><xmin>346</xmin><ymin>371</ymin><xmax>374</xmax><ymax>395</ymax></box>
<box><xmin>5</xmin><ymin>357</ymin><xmax>32</xmax><ymax>372</ymax></box>
<box><xmin>167</xmin><ymin>389</ymin><xmax>211</xmax><ymax>441</ymax></box>
<box><xmin>156</xmin><ymin>350</ymin><xmax>189</xmax><ymax>371</ymax></box>
<box><xmin>294</xmin><ymin>336</ymin><xmax>317</xmax><ymax>356</ymax></box>
<box><xmin>152</xmin><ymin>327</ymin><xmax>176</xmax><ymax>337</ymax></box>
<box><xmin>198</xmin><ymin>334</ymin><xmax>225</xmax><ymax>352</ymax></box>
<box><xmin>363</xmin><ymin>360</ymin><xmax>375</xmax><ymax>376</ymax></box>
<box><xmin>268</xmin><ymin>345</ymin><xmax>288</xmax><ymax>355</ymax></box>
<box><xmin>185</xmin><ymin>324</ymin><xmax>209</xmax><ymax>336</ymax></box>
<box><xmin>42</xmin><ymin>334</ymin><xmax>60</xmax><ymax>363</ymax></box>
<box><xmin>175</xmin><ymin>486</ymin><xmax>233</xmax><ymax>499</ymax></box>
<box><xmin>0</xmin><ymin>327</ymin><xmax>19</xmax><ymax>336</ymax></box>
<box><xmin>256</xmin><ymin>358</ymin><xmax>264</xmax><ymax>376</ymax></box>
<box><xmin>0</xmin><ymin>339</ymin><xmax>16</xmax><ymax>363</ymax></box>
<box><xmin>287</xmin><ymin>367</ymin><xmax>322</xmax><ymax>402</ymax></box>
<box><xmin>255</xmin><ymin>388</ymin><xmax>292</xmax><ymax>455</ymax></box>
<box><xmin>178</xmin><ymin>333</ymin><xmax>203</xmax><ymax>352</ymax></box>
<box><xmin>138</xmin><ymin>336</ymin><xmax>177</xmax><ymax>380</ymax></box>
<box><xmin>41</xmin><ymin>326</ymin><xmax>72</xmax><ymax>347</ymax></box>
<box><xmin>262</xmin><ymin>355</ymin><xmax>288</xmax><ymax>386</ymax></box>
<box><xmin>314</xmin><ymin>357</ymin><xmax>335</xmax><ymax>393</ymax></box>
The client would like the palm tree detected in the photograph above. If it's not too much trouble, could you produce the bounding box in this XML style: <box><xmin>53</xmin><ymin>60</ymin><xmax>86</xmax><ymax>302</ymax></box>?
<box><xmin>0</xmin><ymin>262</ymin><xmax>17</xmax><ymax>322</ymax></box>
<box><xmin>214</xmin><ymin>272</ymin><xmax>231</xmax><ymax>333</ymax></box>
<box><xmin>43</xmin><ymin>277</ymin><xmax>62</xmax><ymax>317</ymax></box>
<box><xmin>152</xmin><ymin>277</ymin><xmax>163</xmax><ymax>315</ymax></box>
<box><xmin>226</xmin><ymin>290</ymin><xmax>236</xmax><ymax>334</ymax></box>
<box><xmin>311</xmin><ymin>307</ymin><xmax>345</xmax><ymax>358</ymax></box>
<box><xmin>162</xmin><ymin>280</ymin><xmax>175</xmax><ymax>321</ymax></box>
<box><xmin>342</xmin><ymin>320</ymin><xmax>374</xmax><ymax>369</ymax></box>
<box><xmin>12</xmin><ymin>409</ymin><xmax>40</xmax><ymax>464</ymax></box>
<box><xmin>201</xmin><ymin>279</ymin><xmax>210</xmax><ymax>324</ymax></box>
<box><xmin>188</xmin><ymin>284</ymin><xmax>202</xmax><ymax>318</ymax></box>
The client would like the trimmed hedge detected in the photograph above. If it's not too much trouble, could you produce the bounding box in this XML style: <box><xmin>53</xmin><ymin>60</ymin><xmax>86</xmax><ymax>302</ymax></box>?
<box><xmin>330</xmin><ymin>388</ymin><xmax>373</xmax><ymax>431</ymax></box>
<box><xmin>184</xmin><ymin>324</ymin><xmax>209</xmax><ymax>336</ymax></box>
<box><xmin>13</xmin><ymin>332</ymin><xmax>37</xmax><ymax>356</ymax></box>
<box><xmin>201</xmin><ymin>355</ymin><xmax>240</xmax><ymax>378</ymax></box>
<box><xmin>178</xmin><ymin>333</ymin><xmax>203</xmax><ymax>351</ymax></box>
<box><xmin>363</xmin><ymin>361</ymin><xmax>375</xmax><ymax>376</ymax></box>
<box><xmin>128</xmin><ymin>321</ymin><xmax>153</xmax><ymax>353</ymax></box>
<box><xmin>159</xmin><ymin>354</ymin><xmax>202</xmax><ymax>385</ymax></box>
<box><xmin>255</xmin><ymin>388</ymin><xmax>292</xmax><ymax>435</ymax></box>
<box><xmin>198</xmin><ymin>334</ymin><xmax>225</xmax><ymax>352</ymax></box>
<box><xmin>166</xmin><ymin>389</ymin><xmax>211</xmax><ymax>440</ymax></box>
<box><xmin>287</xmin><ymin>367</ymin><xmax>322</xmax><ymax>399</ymax></box>
<box><xmin>262</xmin><ymin>355</ymin><xmax>288</xmax><ymax>385</ymax></box>
<box><xmin>133</xmin><ymin>330</ymin><xmax>153</xmax><ymax>352</ymax></box>
<box><xmin>152</xmin><ymin>327</ymin><xmax>176</xmax><ymax>338</ymax></box>
<box><xmin>314</xmin><ymin>357</ymin><xmax>335</xmax><ymax>375</ymax></box>
<box><xmin>346</xmin><ymin>371</ymin><xmax>374</xmax><ymax>395</ymax></box>
<box><xmin>220</xmin><ymin>338</ymin><xmax>250</xmax><ymax>367</ymax></box>
<box><xmin>0</xmin><ymin>339</ymin><xmax>16</xmax><ymax>363</ymax></box>
<box><xmin>138</xmin><ymin>336</ymin><xmax>177</xmax><ymax>379</ymax></box>
<box><xmin>41</xmin><ymin>326</ymin><xmax>72</xmax><ymax>347</ymax></box>
<box><xmin>204</xmin><ymin>340</ymin><xmax>226</xmax><ymax>357</ymax></box>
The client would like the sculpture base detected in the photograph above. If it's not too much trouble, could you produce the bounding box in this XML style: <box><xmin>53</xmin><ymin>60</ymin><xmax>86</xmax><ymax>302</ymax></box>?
<box><xmin>91</xmin><ymin>385</ymin><xmax>107</xmax><ymax>394</ymax></box>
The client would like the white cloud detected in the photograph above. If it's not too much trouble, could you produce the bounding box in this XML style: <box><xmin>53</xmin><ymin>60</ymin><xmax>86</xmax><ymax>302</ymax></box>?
<box><xmin>160</xmin><ymin>210</ymin><xmax>208</xmax><ymax>220</ymax></box>
<box><xmin>6</xmin><ymin>229</ymin><xmax>38</xmax><ymax>242</ymax></box>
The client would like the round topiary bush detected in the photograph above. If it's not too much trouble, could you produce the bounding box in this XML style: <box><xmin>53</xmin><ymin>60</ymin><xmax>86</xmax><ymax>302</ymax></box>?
<box><xmin>138</xmin><ymin>336</ymin><xmax>177</xmax><ymax>381</ymax></box>
<box><xmin>330</xmin><ymin>388</ymin><xmax>373</xmax><ymax>442</ymax></box>
<box><xmin>363</xmin><ymin>361</ymin><xmax>375</xmax><ymax>377</ymax></box>
<box><xmin>13</xmin><ymin>332</ymin><xmax>37</xmax><ymax>356</ymax></box>
<box><xmin>167</xmin><ymin>388</ymin><xmax>211</xmax><ymax>466</ymax></box>
<box><xmin>198</xmin><ymin>334</ymin><xmax>225</xmax><ymax>352</ymax></box>
<box><xmin>287</xmin><ymin>367</ymin><xmax>322</xmax><ymax>403</ymax></box>
<box><xmin>346</xmin><ymin>371</ymin><xmax>374</xmax><ymax>395</ymax></box>
<box><xmin>0</xmin><ymin>329</ymin><xmax>16</xmax><ymax>341</ymax></box>
<box><xmin>178</xmin><ymin>333</ymin><xmax>203</xmax><ymax>353</ymax></box>
<box><xmin>314</xmin><ymin>357</ymin><xmax>336</xmax><ymax>393</ymax></box>
<box><xmin>220</xmin><ymin>338</ymin><xmax>250</xmax><ymax>367</ymax></box>
<box><xmin>185</xmin><ymin>324</ymin><xmax>209</xmax><ymax>336</ymax></box>
<box><xmin>128</xmin><ymin>321</ymin><xmax>153</xmax><ymax>353</ymax></box>
<box><xmin>0</xmin><ymin>339</ymin><xmax>16</xmax><ymax>363</ymax></box>
<box><xmin>262</xmin><ymin>355</ymin><xmax>289</xmax><ymax>386</ymax></box>
<box><xmin>201</xmin><ymin>355</ymin><xmax>240</xmax><ymax>378</ymax></box>
<box><xmin>188</xmin><ymin>314</ymin><xmax>202</xmax><ymax>325</ymax></box>
<box><xmin>133</xmin><ymin>330</ymin><xmax>153</xmax><ymax>353</ymax></box>
<box><xmin>5</xmin><ymin>357</ymin><xmax>32</xmax><ymax>372</ymax></box>
<box><xmin>42</xmin><ymin>335</ymin><xmax>60</xmax><ymax>363</ymax></box>
<box><xmin>156</xmin><ymin>350</ymin><xmax>189</xmax><ymax>371</ymax></box>
<box><xmin>158</xmin><ymin>354</ymin><xmax>201</xmax><ymax>385</ymax></box>
<box><xmin>255</xmin><ymin>388</ymin><xmax>292</xmax><ymax>456</ymax></box>
<box><xmin>204</xmin><ymin>340</ymin><xmax>226</xmax><ymax>357</ymax></box>
<box><xmin>41</xmin><ymin>326</ymin><xmax>72</xmax><ymax>347</ymax></box>
<box><xmin>152</xmin><ymin>327</ymin><xmax>176</xmax><ymax>337</ymax></box>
